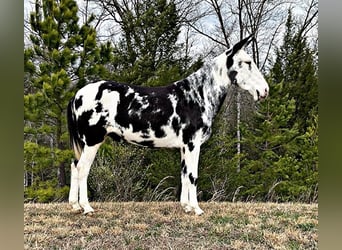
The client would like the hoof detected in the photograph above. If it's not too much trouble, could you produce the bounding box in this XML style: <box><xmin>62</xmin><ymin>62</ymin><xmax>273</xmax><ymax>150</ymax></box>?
<box><xmin>84</xmin><ymin>211</ymin><xmax>94</xmax><ymax>216</ymax></box>
<box><xmin>181</xmin><ymin>203</ymin><xmax>192</xmax><ymax>213</ymax></box>
<box><xmin>82</xmin><ymin>206</ymin><xmax>94</xmax><ymax>215</ymax></box>
<box><xmin>70</xmin><ymin>202</ymin><xmax>82</xmax><ymax>213</ymax></box>
<box><xmin>194</xmin><ymin>207</ymin><xmax>204</xmax><ymax>216</ymax></box>
<box><xmin>72</xmin><ymin>208</ymin><xmax>83</xmax><ymax>214</ymax></box>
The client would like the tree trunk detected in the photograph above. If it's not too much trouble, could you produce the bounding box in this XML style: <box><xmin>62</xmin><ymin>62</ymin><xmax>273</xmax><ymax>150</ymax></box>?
<box><xmin>56</xmin><ymin>114</ymin><xmax>66</xmax><ymax>187</ymax></box>
<box><xmin>58</xmin><ymin>162</ymin><xmax>66</xmax><ymax>187</ymax></box>
<box><xmin>236</xmin><ymin>91</ymin><xmax>241</xmax><ymax>173</ymax></box>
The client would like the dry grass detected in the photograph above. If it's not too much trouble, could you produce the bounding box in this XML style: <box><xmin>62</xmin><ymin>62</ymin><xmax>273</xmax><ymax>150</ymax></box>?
<box><xmin>24</xmin><ymin>202</ymin><xmax>317</xmax><ymax>249</ymax></box>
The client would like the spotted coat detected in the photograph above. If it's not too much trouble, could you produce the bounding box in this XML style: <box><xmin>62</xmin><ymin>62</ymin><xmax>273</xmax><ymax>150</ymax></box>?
<box><xmin>67</xmin><ymin>35</ymin><xmax>269</xmax><ymax>215</ymax></box>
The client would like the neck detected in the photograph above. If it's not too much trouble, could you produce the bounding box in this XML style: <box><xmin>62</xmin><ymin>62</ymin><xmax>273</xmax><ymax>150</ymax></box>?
<box><xmin>179</xmin><ymin>53</ymin><xmax>230</xmax><ymax>123</ymax></box>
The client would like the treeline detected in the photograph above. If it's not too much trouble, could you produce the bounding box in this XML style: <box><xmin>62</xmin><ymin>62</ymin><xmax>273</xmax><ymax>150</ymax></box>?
<box><xmin>24</xmin><ymin>0</ymin><xmax>318</xmax><ymax>203</ymax></box>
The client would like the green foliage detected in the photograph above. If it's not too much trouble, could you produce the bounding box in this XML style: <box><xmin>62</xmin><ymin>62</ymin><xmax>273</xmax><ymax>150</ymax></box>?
<box><xmin>232</xmin><ymin>11</ymin><xmax>318</xmax><ymax>202</ymax></box>
<box><xmin>108</xmin><ymin>0</ymin><xmax>195</xmax><ymax>86</ymax></box>
<box><xmin>24</xmin><ymin>0</ymin><xmax>112</xmax><ymax>198</ymax></box>
<box><xmin>88</xmin><ymin>141</ymin><xmax>151</xmax><ymax>201</ymax></box>
<box><xmin>144</xmin><ymin>148</ymin><xmax>180</xmax><ymax>199</ymax></box>
<box><xmin>200</xmin><ymin>113</ymin><xmax>241</xmax><ymax>201</ymax></box>
<box><xmin>271</xmin><ymin>10</ymin><xmax>318</xmax><ymax>133</ymax></box>
<box><xmin>25</xmin><ymin>180</ymin><xmax>70</xmax><ymax>202</ymax></box>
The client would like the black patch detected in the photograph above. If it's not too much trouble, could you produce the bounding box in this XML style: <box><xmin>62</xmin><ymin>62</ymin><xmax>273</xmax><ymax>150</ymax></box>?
<box><xmin>75</xmin><ymin>95</ymin><xmax>83</xmax><ymax>110</ymax></box>
<box><xmin>95</xmin><ymin>81</ymin><xmax>118</xmax><ymax>100</ymax></box>
<box><xmin>141</xmin><ymin>133</ymin><xmax>150</xmax><ymax>139</ymax></box>
<box><xmin>77</xmin><ymin>110</ymin><xmax>107</xmax><ymax>146</ymax></box>
<box><xmin>189</xmin><ymin>173</ymin><xmax>198</xmax><ymax>186</ymax></box>
<box><xmin>247</xmin><ymin>61</ymin><xmax>252</xmax><ymax>70</ymax></box>
<box><xmin>115</xmin><ymin>92</ymin><xmax>135</xmax><ymax>129</ymax></box>
<box><xmin>188</xmin><ymin>142</ymin><xmax>194</xmax><ymax>152</ymax></box>
<box><xmin>226</xmin><ymin>55</ymin><xmax>234</xmax><ymax>69</ymax></box>
<box><xmin>95</xmin><ymin>102</ymin><xmax>103</xmax><ymax>113</ymax></box>
<box><xmin>175</xmin><ymin>94</ymin><xmax>203</xmax><ymax>145</ymax></box>
<box><xmin>108</xmin><ymin>132</ymin><xmax>122</xmax><ymax>142</ymax></box>
<box><xmin>189</xmin><ymin>173</ymin><xmax>195</xmax><ymax>185</ymax></box>
<box><xmin>73</xmin><ymin>159</ymin><xmax>78</xmax><ymax>166</ymax></box>
<box><xmin>229</xmin><ymin>70</ymin><xmax>238</xmax><ymax>86</ymax></box>
<box><xmin>182</xmin><ymin>125</ymin><xmax>195</xmax><ymax>145</ymax></box>
<box><xmin>177</xmin><ymin>79</ymin><xmax>191</xmax><ymax>91</ymax></box>
<box><xmin>154</xmin><ymin>127</ymin><xmax>166</xmax><ymax>138</ymax></box>
<box><xmin>181</xmin><ymin>160</ymin><xmax>187</xmax><ymax>175</ymax></box>
<box><xmin>133</xmin><ymin>140</ymin><xmax>155</xmax><ymax>148</ymax></box>
<box><xmin>172</xmin><ymin>117</ymin><xmax>181</xmax><ymax>136</ymax></box>
<box><xmin>130</xmin><ymin>98</ymin><xmax>143</xmax><ymax>111</ymax></box>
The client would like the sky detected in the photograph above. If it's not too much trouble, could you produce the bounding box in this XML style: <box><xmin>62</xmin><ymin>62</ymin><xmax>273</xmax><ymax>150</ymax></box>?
<box><xmin>24</xmin><ymin>0</ymin><xmax>317</xmax><ymax>70</ymax></box>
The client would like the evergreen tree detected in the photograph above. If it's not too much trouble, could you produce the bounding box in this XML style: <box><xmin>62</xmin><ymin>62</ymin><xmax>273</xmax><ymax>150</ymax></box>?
<box><xmin>235</xmin><ymin>10</ymin><xmax>318</xmax><ymax>202</ymax></box>
<box><xmin>24</xmin><ymin>0</ymin><xmax>112</xmax><ymax>201</ymax></box>
<box><xmin>271</xmin><ymin>10</ymin><xmax>318</xmax><ymax>132</ymax></box>
<box><xmin>238</xmin><ymin>81</ymin><xmax>300</xmax><ymax>201</ymax></box>
<box><xmin>102</xmin><ymin>0</ymin><xmax>193</xmax><ymax>86</ymax></box>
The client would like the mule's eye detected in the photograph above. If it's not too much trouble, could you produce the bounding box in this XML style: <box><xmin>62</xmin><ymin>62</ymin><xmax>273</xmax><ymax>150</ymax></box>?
<box><xmin>246</xmin><ymin>61</ymin><xmax>252</xmax><ymax>70</ymax></box>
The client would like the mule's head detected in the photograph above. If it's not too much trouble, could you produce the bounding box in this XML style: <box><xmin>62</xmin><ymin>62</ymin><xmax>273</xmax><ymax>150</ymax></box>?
<box><xmin>225</xmin><ymin>35</ymin><xmax>269</xmax><ymax>101</ymax></box>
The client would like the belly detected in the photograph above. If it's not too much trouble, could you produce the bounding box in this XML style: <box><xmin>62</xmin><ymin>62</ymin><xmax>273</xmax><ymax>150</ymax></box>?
<box><xmin>107</xmin><ymin>125</ymin><xmax>183</xmax><ymax>148</ymax></box>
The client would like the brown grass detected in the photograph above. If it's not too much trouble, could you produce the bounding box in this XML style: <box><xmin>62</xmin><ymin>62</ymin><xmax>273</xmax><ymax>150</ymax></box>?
<box><xmin>24</xmin><ymin>202</ymin><xmax>317</xmax><ymax>249</ymax></box>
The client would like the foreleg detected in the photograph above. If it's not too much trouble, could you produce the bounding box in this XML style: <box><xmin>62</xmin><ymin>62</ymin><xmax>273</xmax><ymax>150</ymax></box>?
<box><xmin>180</xmin><ymin>145</ymin><xmax>204</xmax><ymax>215</ymax></box>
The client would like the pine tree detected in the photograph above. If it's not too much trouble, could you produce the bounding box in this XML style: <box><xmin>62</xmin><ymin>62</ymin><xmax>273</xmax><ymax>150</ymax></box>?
<box><xmin>103</xmin><ymin>0</ymin><xmax>192</xmax><ymax>86</ymax></box>
<box><xmin>271</xmin><ymin>10</ymin><xmax>318</xmax><ymax>132</ymax></box>
<box><xmin>238</xmin><ymin>81</ymin><xmax>300</xmax><ymax>201</ymax></box>
<box><xmin>24</xmin><ymin>0</ymin><xmax>112</xmax><ymax>201</ymax></box>
<box><xmin>236</xmin><ymin>10</ymin><xmax>318</xmax><ymax>202</ymax></box>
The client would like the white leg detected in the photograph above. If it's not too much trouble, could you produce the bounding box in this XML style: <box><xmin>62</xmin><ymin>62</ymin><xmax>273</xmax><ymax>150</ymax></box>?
<box><xmin>180</xmin><ymin>170</ymin><xmax>191</xmax><ymax>212</ymax></box>
<box><xmin>69</xmin><ymin>161</ymin><xmax>82</xmax><ymax>211</ymax></box>
<box><xmin>180</xmin><ymin>145</ymin><xmax>204</xmax><ymax>215</ymax></box>
<box><xmin>77</xmin><ymin>144</ymin><xmax>101</xmax><ymax>214</ymax></box>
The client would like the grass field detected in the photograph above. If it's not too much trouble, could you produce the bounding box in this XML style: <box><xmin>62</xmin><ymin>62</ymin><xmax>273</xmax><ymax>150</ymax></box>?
<box><xmin>24</xmin><ymin>202</ymin><xmax>317</xmax><ymax>249</ymax></box>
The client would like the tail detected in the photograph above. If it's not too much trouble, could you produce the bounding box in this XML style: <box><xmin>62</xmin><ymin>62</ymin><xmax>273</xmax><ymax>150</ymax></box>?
<box><xmin>67</xmin><ymin>98</ymin><xmax>83</xmax><ymax>160</ymax></box>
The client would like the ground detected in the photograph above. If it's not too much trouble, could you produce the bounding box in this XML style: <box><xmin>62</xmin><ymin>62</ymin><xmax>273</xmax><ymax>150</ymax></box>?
<box><xmin>24</xmin><ymin>202</ymin><xmax>317</xmax><ymax>249</ymax></box>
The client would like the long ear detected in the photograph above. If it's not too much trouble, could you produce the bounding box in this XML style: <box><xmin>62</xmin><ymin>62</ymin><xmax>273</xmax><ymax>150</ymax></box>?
<box><xmin>226</xmin><ymin>34</ymin><xmax>254</xmax><ymax>69</ymax></box>
<box><xmin>232</xmin><ymin>34</ymin><xmax>254</xmax><ymax>54</ymax></box>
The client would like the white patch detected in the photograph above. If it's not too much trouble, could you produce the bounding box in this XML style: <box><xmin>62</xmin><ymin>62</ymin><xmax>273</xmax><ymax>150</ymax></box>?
<box><xmin>168</xmin><ymin>94</ymin><xmax>178</xmax><ymax>109</ymax></box>
<box><xmin>75</xmin><ymin>81</ymin><xmax>106</xmax><ymax>114</ymax></box>
<box><xmin>88</xmin><ymin>112</ymin><xmax>101</xmax><ymax>126</ymax></box>
<box><xmin>125</xmin><ymin>87</ymin><xmax>134</xmax><ymax>96</ymax></box>
<box><xmin>153</xmin><ymin>108</ymin><xmax>162</xmax><ymax>114</ymax></box>
<box><xmin>153</xmin><ymin>125</ymin><xmax>183</xmax><ymax>148</ymax></box>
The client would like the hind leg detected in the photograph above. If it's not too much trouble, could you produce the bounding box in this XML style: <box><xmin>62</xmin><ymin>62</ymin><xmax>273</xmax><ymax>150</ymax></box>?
<box><xmin>76</xmin><ymin>144</ymin><xmax>101</xmax><ymax>214</ymax></box>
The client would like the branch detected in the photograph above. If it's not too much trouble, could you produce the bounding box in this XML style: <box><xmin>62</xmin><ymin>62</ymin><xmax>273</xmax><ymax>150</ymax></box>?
<box><xmin>187</xmin><ymin>22</ymin><xmax>228</xmax><ymax>48</ymax></box>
